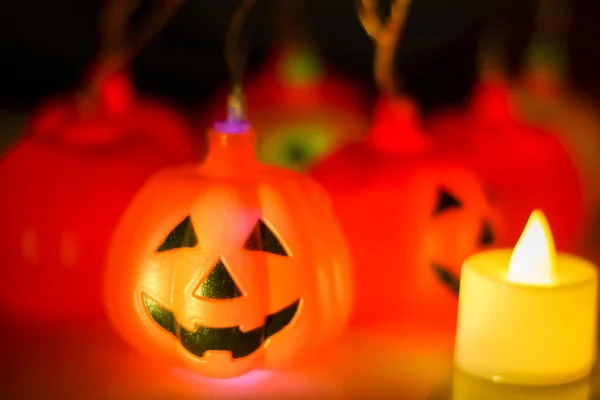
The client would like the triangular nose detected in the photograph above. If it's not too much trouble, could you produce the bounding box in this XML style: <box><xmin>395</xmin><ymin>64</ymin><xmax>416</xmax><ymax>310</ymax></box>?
<box><xmin>433</xmin><ymin>188</ymin><xmax>462</xmax><ymax>216</ymax></box>
<box><xmin>195</xmin><ymin>260</ymin><xmax>242</xmax><ymax>299</ymax></box>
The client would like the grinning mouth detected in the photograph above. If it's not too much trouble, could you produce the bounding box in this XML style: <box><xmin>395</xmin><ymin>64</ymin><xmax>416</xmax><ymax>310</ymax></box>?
<box><xmin>431</xmin><ymin>263</ymin><xmax>460</xmax><ymax>295</ymax></box>
<box><xmin>142</xmin><ymin>294</ymin><xmax>300</xmax><ymax>359</ymax></box>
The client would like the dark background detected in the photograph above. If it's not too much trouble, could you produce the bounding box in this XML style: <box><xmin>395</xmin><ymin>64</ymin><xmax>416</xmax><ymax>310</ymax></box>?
<box><xmin>0</xmin><ymin>0</ymin><xmax>599</xmax><ymax>115</ymax></box>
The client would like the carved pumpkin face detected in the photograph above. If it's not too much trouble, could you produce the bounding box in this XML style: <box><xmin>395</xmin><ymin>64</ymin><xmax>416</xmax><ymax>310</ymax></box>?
<box><xmin>420</xmin><ymin>169</ymin><xmax>501</xmax><ymax>303</ymax></box>
<box><xmin>105</xmin><ymin>128</ymin><xmax>353</xmax><ymax>378</ymax></box>
<box><xmin>310</xmin><ymin>96</ymin><xmax>505</xmax><ymax>334</ymax></box>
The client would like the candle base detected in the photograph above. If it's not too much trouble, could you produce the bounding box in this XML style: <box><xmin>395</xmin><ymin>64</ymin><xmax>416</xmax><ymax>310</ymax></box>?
<box><xmin>452</xmin><ymin>368</ymin><xmax>591</xmax><ymax>399</ymax></box>
<box><xmin>455</xmin><ymin>362</ymin><xmax>593</xmax><ymax>386</ymax></box>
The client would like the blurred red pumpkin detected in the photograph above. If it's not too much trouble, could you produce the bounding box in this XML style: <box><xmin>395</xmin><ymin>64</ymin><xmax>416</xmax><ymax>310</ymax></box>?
<box><xmin>424</xmin><ymin>76</ymin><xmax>586</xmax><ymax>252</ymax></box>
<box><xmin>516</xmin><ymin>59</ymin><xmax>600</xmax><ymax>237</ymax></box>
<box><xmin>310</xmin><ymin>96</ymin><xmax>506</xmax><ymax>335</ymax></box>
<box><xmin>200</xmin><ymin>45</ymin><xmax>370</xmax><ymax>171</ymax></box>
<box><xmin>0</xmin><ymin>68</ymin><xmax>198</xmax><ymax>323</ymax></box>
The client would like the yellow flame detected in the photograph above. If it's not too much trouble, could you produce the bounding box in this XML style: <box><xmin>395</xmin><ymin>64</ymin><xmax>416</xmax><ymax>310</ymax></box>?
<box><xmin>507</xmin><ymin>210</ymin><xmax>557</xmax><ymax>285</ymax></box>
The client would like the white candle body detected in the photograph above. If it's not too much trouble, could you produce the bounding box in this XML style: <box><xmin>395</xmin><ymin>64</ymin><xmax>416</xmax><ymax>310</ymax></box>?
<box><xmin>454</xmin><ymin>250</ymin><xmax>598</xmax><ymax>385</ymax></box>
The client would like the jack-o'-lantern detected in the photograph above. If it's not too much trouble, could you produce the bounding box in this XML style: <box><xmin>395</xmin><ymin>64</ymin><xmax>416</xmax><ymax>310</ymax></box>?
<box><xmin>425</xmin><ymin>76</ymin><xmax>586</xmax><ymax>252</ymax></box>
<box><xmin>104</xmin><ymin>120</ymin><xmax>353</xmax><ymax>378</ymax></box>
<box><xmin>200</xmin><ymin>45</ymin><xmax>369</xmax><ymax>171</ymax></box>
<box><xmin>0</xmin><ymin>68</ymin><xmax>197</xmax><ymax>323</ymax></box>
<box><xmin>310</xmin><ymin>96</ymin><xmax>505</xmax><ymax>334</ymax></box>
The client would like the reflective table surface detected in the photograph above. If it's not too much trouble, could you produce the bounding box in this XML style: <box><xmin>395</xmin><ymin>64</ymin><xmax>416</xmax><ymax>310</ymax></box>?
<box><xmin>1</xmin><ymin>317</ymin><xmax>600</xmax><ymax>400</ymax></box>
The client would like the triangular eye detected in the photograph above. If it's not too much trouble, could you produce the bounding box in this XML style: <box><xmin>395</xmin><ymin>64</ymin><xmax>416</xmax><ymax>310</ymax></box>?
<box><xmin>195</xmin><ymin>260</ymin><xmax>242</xmax><ymax>299</ymax></box>
<box><xmin>478</xmin><ymin>220</ymin><xmax>495</xmax><ymax>246</ymax></box>
<box><xmin>157</xmin><ymin>216</ymin><xmax>198</xmax><ymax>252</ymax></box>
<box><xmin>243</xmin><ymin>220</ymin><xmax>288</xmax><ymax>256</ymax></box>
<box><xmin>433</xmin><ymin>188</ymin><xmax>462</xmax><ymax>216</ymax></box>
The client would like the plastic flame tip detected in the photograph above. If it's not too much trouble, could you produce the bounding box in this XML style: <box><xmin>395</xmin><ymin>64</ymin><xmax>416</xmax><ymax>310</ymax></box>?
<box><xmin>507</xmin><ymin>210</ymin><xmax>557</xmax><ymax>285</ymax></box>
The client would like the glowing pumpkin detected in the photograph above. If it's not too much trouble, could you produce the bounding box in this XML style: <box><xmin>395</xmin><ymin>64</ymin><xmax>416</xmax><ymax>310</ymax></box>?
<box><xmin>424</xmin><ymin>77</ymin><xmax>585</xmax><ymax>251</ymax></box>
<box><xmin>0</xmin><ymin>69</ymin><xmax>197</xmax><ymax>322</ymax></box>
<box><xmin>201</xmin><ymin>46</ymin><xmax>369</xmax><ymax>171</ymax></box>
<box><xmin>310</xmin><ymin>96</ymin><xmax>505</xmax><ymax>334</ymax></box>
<box><xmin>104</xmin><ymin>122</ymin><xmax>353</xmax><ymax>379</ymax></box>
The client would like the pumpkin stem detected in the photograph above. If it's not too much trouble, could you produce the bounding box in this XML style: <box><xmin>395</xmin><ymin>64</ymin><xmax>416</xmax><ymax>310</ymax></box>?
<box><xmin>357</xmin><ymin>0</ymin><xmax>411</xmax><ymax>94</ymax></box>
<box><xmin>202</xmin><ymin>126</ymin><xmax>259</xmax><ymax>176</ymax></box>
<box><xmin>471</xmin><ymin>78</ymin><xmax>516</xmax><ymax>122</ymax></box>
<box><xmin>368</xmin><ymin>95</ymin><xmax>431</xmax><ymax>153</ymax></box>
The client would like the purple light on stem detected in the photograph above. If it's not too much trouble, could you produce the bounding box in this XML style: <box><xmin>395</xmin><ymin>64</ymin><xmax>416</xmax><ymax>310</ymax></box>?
<box><xmin>213</xmin><ymin>120</ymin><xmax>251</xmax><ymax>134</ymax></box>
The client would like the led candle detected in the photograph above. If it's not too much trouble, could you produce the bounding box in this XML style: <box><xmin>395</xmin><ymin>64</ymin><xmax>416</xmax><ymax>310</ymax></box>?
<box><xmin>454</xmin><ymin>210</ymin><xmax>598</xmax><ymax>385</ymax></box>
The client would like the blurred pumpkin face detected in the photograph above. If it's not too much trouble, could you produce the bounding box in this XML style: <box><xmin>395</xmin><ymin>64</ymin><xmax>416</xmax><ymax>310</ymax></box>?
<box><xmin>422</xmin><ymin>169</ymin><xmax>502</xmax><ymax>296</ymax></box>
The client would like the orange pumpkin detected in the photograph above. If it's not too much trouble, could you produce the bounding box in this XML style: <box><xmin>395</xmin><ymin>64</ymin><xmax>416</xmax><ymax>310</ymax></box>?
<box><xmin>104</xmin><ymin>122</ymin><xmax>353</xmax><ymax>378</ymax></box>
<box><xmin>310</xmin><ymin>96</ymin><xmax>506</xmax><ymax>334</ymax></box>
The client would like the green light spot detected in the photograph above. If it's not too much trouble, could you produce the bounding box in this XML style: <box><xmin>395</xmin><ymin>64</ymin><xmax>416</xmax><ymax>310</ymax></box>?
<box><xmin>279</xmin><ymin>49</ymin><xmax>324</xmax><ymax>86</ymax></box>
<box><xmin>257</xmin><ymin>122</ymin><xmax>336</xmax><ymax>171</ymax></box>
